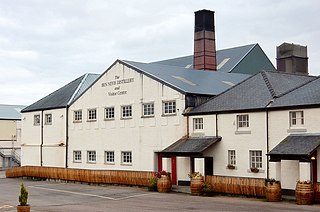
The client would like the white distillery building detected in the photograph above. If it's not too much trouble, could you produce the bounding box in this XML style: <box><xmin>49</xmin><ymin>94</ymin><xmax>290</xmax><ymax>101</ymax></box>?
<box><xmin>0</xmin><ymin>104</ymin><xmax>25</xmax><ymax>168</ymax></box>
<box><xmin>20</xmin><ymin>10</ymin><xmax>276</xmax><ymax>185</ymax></box>
<box><xmin>186</xmin><ymin>43</ymin><xmax>319</xmax><ymax>193</ymax></box>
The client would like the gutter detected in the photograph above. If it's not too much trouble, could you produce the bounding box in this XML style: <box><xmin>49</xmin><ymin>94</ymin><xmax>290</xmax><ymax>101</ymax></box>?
<box><xmin>65</xmin><ymin>106</ymin><xmax>69</xmax><ymax>168</ymax></box>
<box><xmin>265</xmin><ymin>100</ymin><xmax>274</xmax><ymax>179</ymax></box>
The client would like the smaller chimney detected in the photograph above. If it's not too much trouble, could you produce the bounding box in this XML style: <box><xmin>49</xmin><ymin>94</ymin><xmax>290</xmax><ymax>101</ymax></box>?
<box><xmin>193</xmin><ymin>9</ymin><xmax>216</xmax><ymax>71</ymax></box>
<box><xmin>276</xmin><ymin>43</ymin><xmax>308</xmax><ymax>75</ymax></box>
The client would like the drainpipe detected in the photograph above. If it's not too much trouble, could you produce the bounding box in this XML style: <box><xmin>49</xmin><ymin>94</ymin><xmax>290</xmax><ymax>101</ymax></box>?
<box><xmin>65</xmin><ymin>107</ymin><xmax>69</xmax><ymax>168</ymax></box>
<box><xmin>265</xmin><ymin>100</ymin><xmax>273</xmax><ymax>179</ymax></box>
<box><xmin>266</xmin><ymin>109</ymin><xmax>269</xmax><ymax>179</ymax></box>
<box><xmin>40</xmin><ymin>110</ymin><xmax>44</xmax><ymax>166</ymax></box>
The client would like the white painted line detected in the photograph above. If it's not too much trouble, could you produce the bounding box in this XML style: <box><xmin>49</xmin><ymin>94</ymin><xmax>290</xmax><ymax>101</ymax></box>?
<box><xmin>0</xmin><ymin>205</ymin><xmax>13</xmax><ymax>209</ymax></box>
<box><xmin>116</xmin><ymin>193</ymin><xmax>155</xmax><ymax>201</ymax></box>
<box><xmin>28</xmin><ymin>185</ymin><xmax>154</xmax><ymax>201</ymax></box>
<box><xmin>29</xmin><ymin>186</ymin><xmax>117</xmax><ymax>200</ymax></box>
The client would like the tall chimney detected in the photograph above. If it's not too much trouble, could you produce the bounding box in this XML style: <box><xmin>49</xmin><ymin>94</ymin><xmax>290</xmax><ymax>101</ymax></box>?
<box><xmin>193</xmin><ymin>9</ymin><xmax>216</xmax><ymax>71</ymax></box>
<box><xmin>276</xmin><ymin>42</ymin><xmax>308</xmax><ymax>75</ymax></box>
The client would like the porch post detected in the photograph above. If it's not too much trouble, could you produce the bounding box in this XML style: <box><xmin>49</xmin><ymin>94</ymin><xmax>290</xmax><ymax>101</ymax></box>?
<box><xmin>157</xmin><ymin>153</ymin><xmax>162</xmax><ymax>172</ymax></box>
<box><xmin>171</xmin><ymin>156</ymin><xmax>177</xmax><ymax>185</ymax></box>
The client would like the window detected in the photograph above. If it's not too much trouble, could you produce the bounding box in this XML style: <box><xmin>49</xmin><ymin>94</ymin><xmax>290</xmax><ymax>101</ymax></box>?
<box><xmin>87</xmin><ymin>151</ymin><xmax>96</xmax><ymax>163</ymax></box>
<box><xmin>250</xmin><ymin>150</ymin><xmax>262</xmax><ymax>169</ymax></box>
<box><xmin>289</xmin><ymin>111</ymin><xmax>304</xmax><ymax>127</ymax></box>
<box><xmin>121</xmin><ymin>151</ymin><xmax>132</xmax><ymax>164</ymax></box>
<box><xmin>228</xmin><ymin>150</ymin><xmax>236</xmax><ymax>166</ymax></box>
<box><xmin>237</xmin><ymin>114</ymin><xmax>249</xmax><ymax>128</ymax></box>
<box><xmin>74</xmin><ymin>110</ymin><xmax>82</xmax><ymax>122</ymax></box>
<box><xmin>105</xmin><ymin>107</ymin><xmax>115</xmax><ymax>120</ymax></box>
<box><xmin>73</xmin><ymin>151</ymin><xmax>81</xmax><ymax>162</ymax></box>
<box><xmin>143</xmin><ymin>103</ymin><xmax>154</xmax><ymax>117</ymax></box>
<box><xmin>193</xmin><ymin>118</ymin><xmax>203</xmax><ymax>130</ymax></box>
<box><xmin>34</xmin><ymin>115</ymin><xmax>40</xmax><ymax>126</ymax></box>
<box><xmin>88</xmin><ymin>109</ymin><xmax>97</xmax><ymax>121</ymax></box>
<box><xmin>45</xmin><ymin>114</ymin><xmax>52</xmax><ymax>125</ymax></box>
<box><xmin>105</xmin><ymin>151</ymin><xmax>115</xmax><ymax>164</ymax></box>
<box><xmin>163</xmin><ymin>101</ymin><xmax>176</xmax><ymax>115</ymax></box>
<box><xmin>121</xmin><ymin>105</ymin><xmax>132</xmax><ymax>118</ymax></box>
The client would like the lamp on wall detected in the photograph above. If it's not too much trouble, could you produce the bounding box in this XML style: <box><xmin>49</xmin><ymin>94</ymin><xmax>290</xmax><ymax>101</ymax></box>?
<box><xmin>311</xmin><ymin>156</ymin><xmax>316</xmax><ymax>160</ymax></box>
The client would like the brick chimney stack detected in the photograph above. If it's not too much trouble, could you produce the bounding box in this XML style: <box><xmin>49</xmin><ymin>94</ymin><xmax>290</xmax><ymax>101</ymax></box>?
<box><xmin>193</xmin><ymin>9</ymin><xmax>217</xmax><ymax>71</ymax></box>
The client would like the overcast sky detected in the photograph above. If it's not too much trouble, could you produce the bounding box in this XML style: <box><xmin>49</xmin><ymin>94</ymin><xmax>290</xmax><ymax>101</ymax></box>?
<box><xmin>1</xmin><ymin>0</ymin><xmax>319</xmax><ymax>106</ymax></box>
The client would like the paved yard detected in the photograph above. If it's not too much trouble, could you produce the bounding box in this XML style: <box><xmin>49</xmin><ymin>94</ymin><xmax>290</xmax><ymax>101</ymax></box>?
<box><xmin>0</xmin><ymin>175</ymin><xmax>320</xmax><ymax>212</ymax></box>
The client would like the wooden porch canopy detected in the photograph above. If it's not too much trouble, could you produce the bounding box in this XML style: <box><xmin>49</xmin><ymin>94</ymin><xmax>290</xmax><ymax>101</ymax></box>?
<box><xmin>267</xmin><ymin>134</ymin><xmax>320</xmax><ymax>162</ymax></box>
<box><xmin>160</xmin><ymin>136</ymin><xmax>221</xmax><ymax>157</ymax></box>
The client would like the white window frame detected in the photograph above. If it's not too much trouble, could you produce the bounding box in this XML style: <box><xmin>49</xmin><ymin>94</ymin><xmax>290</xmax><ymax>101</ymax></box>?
<box><xmin>105</xmin><ymin>151</ymin><xmax>115</xmax><ymax>164</ymax></box>
<box><xmin>34</xmin><ymin>115</ymin><xmax>40</xmax><ymax>126</ymax></box>
<box><xmin>105</xmin><ymin>107</ymin><xmax>115</xmax><ymax>120</ymax></box>
<box><xmin>45</xmin><ymin>114</ymin><xmax>52</xmax><ymax>125</ymax></box>
<box><xmin>289</xmin><ymin>111</ymin><xmax>304</xmax><ymax>127</ymax></box>
<box><xmin>163</xmin><ymin>100</ymin><xmax>176</xmax><ymax>115</ymax></box>
<box><xmin>73</xmin><ymin>150</ymin><xmax>82</xmax><ymax>163</ymax></box>
<box><xmin>193</xmin><ymin>118</ymin><xmax>203</xmax><ymax>131</ymax></box>
<box><xmin>237</xmin><ymin>114</ymin><xmax>249</xmax><ymax>128</ymax></box>
<box><xmin>121</xmin><ymin>105</ymin><xmax>132</xmax><ymax>119</ymax></box>
<box><xmin>228</xmin><ymin>150</ymin><xmax>236</xmax><ymax>166</ymax></box>
<box><xmin>73</xmin><ymin>110</ymin><xmax>82</xmax><ymax>122</ymax></box>
<box><xmin>121</xmin><ymin>151</ymin><xmax>132</xmax><ymax>165</ymax></box>
<box><xmin>142</xmin><ymin>103</ymin><xmax>154</xmax><ymax>117</ymax></box>
<box><xmin>87</xmin><ymin>109</ymin><xmax>97</xmax><ymax>121</ymax></box>
<box><xmin>249</xmin><ymin>150</ymin><xmax>262</xmax><ymax>169</ymax></box>
<box><xmin>87</xmin><ymin>151</ymin><xmax>96</xmax><ymax>163</ymax></box>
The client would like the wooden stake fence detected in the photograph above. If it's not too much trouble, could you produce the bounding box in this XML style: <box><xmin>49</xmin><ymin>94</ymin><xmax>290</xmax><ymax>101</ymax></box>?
<box><xmin>5</xmin><ymin>166</ymin><xmax>153</xmax><ymax>187</ymax></box>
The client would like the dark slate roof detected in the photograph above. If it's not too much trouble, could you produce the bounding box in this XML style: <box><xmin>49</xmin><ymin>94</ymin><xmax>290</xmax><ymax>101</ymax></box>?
<box><xmin>122</xmin><ymin>60</ymin><xmax>250</xmax><ymax>95</ymax></box>
<box><xmin>268</xmin><ymin>134</ymin><xmax>320</xmax><ymax>156</ymax></box>
<box><xmin>22</xmin><ymin>73</ymin><xmax>99</xmax><ymax>113</ymax></box>
<box><xmin>187</xmin><ymin>71</ymin><xmax>316</xmax><ymax>114</ymax></box>
<box><xmin>270</xmin><ymin>77</ymin><xmax>320</xmax><ymax>108</ymax></box>
<box><xmin>161</xmin><ymin>136</ymin><xmax>221</xmax><ymax>156</ymax></box>
<box><xmin>151</xmin><ymin>43</ymin><xmax>275</xmax><ymax>74</ymax></box>
<box><xmin>0</xmin><ymin>104</ymin><xmax>25</xmax><ymax>120</ymax></box>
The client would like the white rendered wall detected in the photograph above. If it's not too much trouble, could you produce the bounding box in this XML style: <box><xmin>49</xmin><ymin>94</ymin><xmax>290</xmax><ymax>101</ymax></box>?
<box><xmin>21</xmin><ymin>109</ymin><xmax>66</xmax><ymax>167</ymax></box>
<box><xmin>68</xmin><ymin>62</ymin><xmax>186</xmax><ymax>173</ymax></box>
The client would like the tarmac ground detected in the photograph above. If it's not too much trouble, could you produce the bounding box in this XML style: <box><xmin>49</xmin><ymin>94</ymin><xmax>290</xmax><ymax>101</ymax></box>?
<box><xmin>0</xmin><ymin>172</ymin><xmax>320</xmax><ymax>212</ymax></box>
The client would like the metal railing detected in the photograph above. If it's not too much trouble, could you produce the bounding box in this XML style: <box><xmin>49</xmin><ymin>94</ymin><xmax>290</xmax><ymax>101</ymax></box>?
<box><xmin>0</xmin><ymin>144</ymin><xmax>21</xmax><ymax>166</ymax></box>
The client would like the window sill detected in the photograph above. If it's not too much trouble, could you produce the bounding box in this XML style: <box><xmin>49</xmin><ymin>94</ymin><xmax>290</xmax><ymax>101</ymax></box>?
<box><xmin>287</xmin><ymin>128</ymin><xmax>307</xmax><ymax>133</ymax></box>
<box><xmin>44</xmin><ymin>123</ymin><xmax>52</xmax><ymax>125</ymax></box>
<box><xmin>87</xmin><ymin>162</ymin><xmax>97</xmax><ymax>164</ymax></box>
<box><xmin>104</xmin><ymin>118</ymin><xmax>115</xmax><ymax>121</ymax></box>
<box><xmin>120</xmin><ymin>117</ymin><xmax>132</xmax><ymax>120</ymax></box>
<box><xmin>235</xmin><ymin>130</ymin><xmax>251</xmax><ymax>135</ymax></box>
<box><xmin>87</xmin><ymin>120</ymin><xmax>97</xmax><ymax>122</ymax></box>
<box><xmin>121</xmin><ymin>163</ymin><xmax>133</xmax><ymax>166</ymax></box>
<box><xmin>73</xmin><ymin>121</ymin><xmax>82</xmax><ymax>123</ymax></box>
<box><xmin>73</xmin><ymin>161</ymin><xmax>82</xmax><ymax>163</ymax></box>
<box><xmin>161</xmin><ymin>114</ymin><xmax>177</xmax><ymax>117</ymax></box>
<box><xmin>141</xmin><ymin>115</ymin><xmax>155</xmax><ymax>118</ymax></box>
<box><xmin>105</xmin><ymin>162</ymin><xmax>115</xmax><ymax>165</ymax></box>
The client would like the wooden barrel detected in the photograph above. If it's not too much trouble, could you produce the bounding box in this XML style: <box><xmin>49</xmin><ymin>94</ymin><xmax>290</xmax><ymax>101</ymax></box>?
<box><xmin>265</xmin><ymin>182</ymin><xmax>281</xmax><ymax>202</ymax></box>
<box><xmin>296</xmin><ymin>182</ymin><xmax>314</xmax><ymax>205</ymax></box>
<box><xmin>157</xmin><ymin>176</ymin><xmax>172</xmax><ymax>193</ymax></box>
<box><xmin>190</xmin><ymin>177</ymin><xmax>204</xmax><ymax>196</ymax></box>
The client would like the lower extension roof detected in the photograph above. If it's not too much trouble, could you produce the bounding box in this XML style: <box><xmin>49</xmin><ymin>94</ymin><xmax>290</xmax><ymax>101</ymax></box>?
<box><xmin>160</xmin><ymin>136</ymin><xmax>221</xmax><ymax>157</ymax></box>
<box><xmin>268</xmin><ymin>134</ymin><xmax>320</xmax><ymax>162</ymax></box>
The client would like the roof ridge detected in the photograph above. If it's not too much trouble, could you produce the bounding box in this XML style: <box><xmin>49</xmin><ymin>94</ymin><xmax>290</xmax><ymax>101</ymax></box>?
<box><xmin>67</xmin><ymin>73</ymin><xmax>88</xmax><ymax>105</ymax></box>
<box><xmin>276</xmin><ymin>74</ymin><xmax>320</xmax><ymax>99</ymax></box>
<box><xmin>261</xmin><ymin>71</ymin><xmax>277</xmax><ymax>98</ymax></box>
